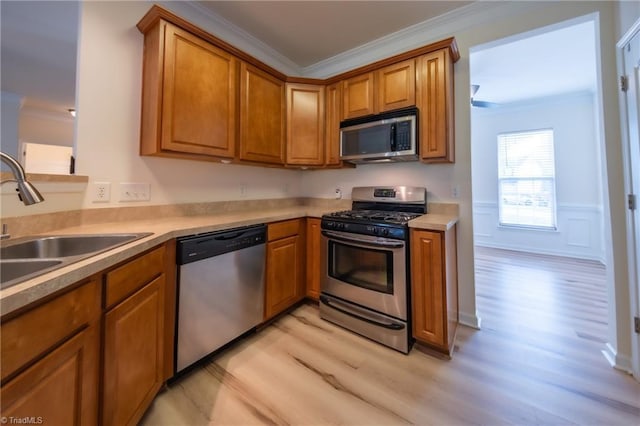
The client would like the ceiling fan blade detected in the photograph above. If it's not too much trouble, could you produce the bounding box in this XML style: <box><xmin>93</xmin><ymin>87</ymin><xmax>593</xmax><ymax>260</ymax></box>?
<box><xmin>471</xmin><ymin>99</ymin><xmax>500</xmax><ymax>108</ymax></box>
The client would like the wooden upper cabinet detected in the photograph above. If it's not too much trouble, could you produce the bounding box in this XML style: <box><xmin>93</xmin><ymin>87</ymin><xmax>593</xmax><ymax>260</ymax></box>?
<box><xmin>239</xmin><ymin>62</ymin><xmax>286</xmax><ymax>164</ymax></box>
<box><xmin>286</xmin><ymin>83</ymin><xmax>325</xmax><ymax>166</ymax></box>
<box><xmin>376</xmin><ymin>59</ymin><xmax>416</xmax><ymax>113</ymax></box>
<box><xmin>141</xmin><ymin>21</ymin><xmax>237</xmax><ymax>160</ymax></box>
<box><xmin>342</xmin><ymin>60</ymin><xmax>415</xmax><ymax>120</ymax></box>
<box><xmin>342</xmin><ymin>72</ymin><xmax>375</xmax><ymax>119</ymax></box>
<box><xmin>325</xmin><ymin>82</ymin><xmax>342</xmax><ymax>165</ymax></box>
<box><xmin>416</xmin><ymin>49</ymin><xmax>455</xmax><ymax>163</ymax></box>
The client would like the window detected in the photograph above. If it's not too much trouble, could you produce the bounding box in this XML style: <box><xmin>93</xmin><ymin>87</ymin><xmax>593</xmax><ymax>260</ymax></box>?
<box><xmin>498</xmin><ymin>129</ymin><xmax>557</xmax><ymax>229</ymax></box>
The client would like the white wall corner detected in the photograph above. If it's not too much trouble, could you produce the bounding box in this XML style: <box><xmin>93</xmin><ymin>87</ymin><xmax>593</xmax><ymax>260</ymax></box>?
<box><xmin>602</xmin><ymin>342</ymin><xmax>633</xmax><ymax>374</ymax></box>
<box><xmin>459</xmin><ymin>311</ymin><xmax>482</xmax><ymax>330</ymax></box>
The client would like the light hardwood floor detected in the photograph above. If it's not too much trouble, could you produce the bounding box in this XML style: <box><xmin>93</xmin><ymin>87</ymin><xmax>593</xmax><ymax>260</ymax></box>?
<box><xmin>140</xmin><ymin>247</ymin><xmax>640</xmax><ymax>425</ymax></box>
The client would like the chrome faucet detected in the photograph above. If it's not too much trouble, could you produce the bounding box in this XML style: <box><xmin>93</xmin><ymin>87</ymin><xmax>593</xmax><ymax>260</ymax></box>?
<box><xmin>1</xmin><ymin>151</ymin><xmax>45</xmax><ymax>205</ymax></box>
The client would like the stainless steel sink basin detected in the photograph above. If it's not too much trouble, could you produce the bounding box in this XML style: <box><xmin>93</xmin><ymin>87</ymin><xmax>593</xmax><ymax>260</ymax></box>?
<box><xmin>0</xmin><ymin>232</ymin><xmax>153</xmax><ymax>290</ymax></box>
<box><xmin>0</xmin><ymin>259</ymin><xmax>64</xmax><ymax>290</ymax></box>
<box><xmin>1</xmin><ymin>234</ymin><xmax>148</xmax><ymax>259</ymax></box>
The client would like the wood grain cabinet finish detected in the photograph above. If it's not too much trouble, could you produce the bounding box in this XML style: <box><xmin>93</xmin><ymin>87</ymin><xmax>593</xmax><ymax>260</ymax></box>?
<box><xmin>286</xmin><ymin>83</ymin><xmax>325</xmax><ymax>166</ymax></box>
<box><xmin>416</xmin><ymin>49</ymin><xmax>455</xmax><ymax>163</ymax></box>
<box><xmin>140</xmin><ymin>21</ymin><xmax>237</xmax><ymax>160</ymax></box>
<box><xmin>239</xmin><ymin>62</ymin><xmax>286</xmax><ymax>165</ymax></box>
<box><xmin>265</xmin><ymin>220</ymin><xmax>305</xmax><ymax>319</ymax></box>
<box><xmin>376</xmin><ymin>59</ymin><xmax>416</xmax><ymax>113</ymax></box>
<box><xmin>305</xmin><ymin>218</ymin><xmax>321</xmax><ymax>300</ymax></box>
<box><xmin>410</xmin><ymin>227</ymin><xmax>458</xmax><ymax>356</ymax></box>
<box><xmin>341</xmin><ymin>60</ymin><xmax>416</xmax><ymax>120</ymax></box>
<box><xmin>325</xmin><ymin>82</ymin><xmax>342</xmax><ymax>165</ymax></box>
<box><xmin>342</xmin><ymin>72</ymin><xmax>375</xmax><ymax>119</ymax></box>
<box><xmin>103</xmin><ymin>276</ymin><xmax>165</xmax><ymax>426</ymax></box>
<box><xmin>102</xmin><ymin>245</ymin><xmax>171</xmax><ymax>426</ymax></box>
<box><xmin>0</xmin><ymin>279</ymin><xmax>101</xmax><ymax>425</ymax></box>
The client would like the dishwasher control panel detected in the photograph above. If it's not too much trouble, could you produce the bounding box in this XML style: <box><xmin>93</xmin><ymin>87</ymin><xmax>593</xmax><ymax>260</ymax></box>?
<box><xmin>176</xmin><ymin>224</ymin><xmax>266</xmax><ymax>265</ymax></box>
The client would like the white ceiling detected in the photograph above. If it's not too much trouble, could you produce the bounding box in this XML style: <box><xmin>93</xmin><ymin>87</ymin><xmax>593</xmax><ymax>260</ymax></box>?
<box><xmin>470</xmin><ymin>20</ymin><xmax>597</xmax><ymax>105</ymax></box>
<box><xmin>0</xmin><ymin>1</ymin><xmax>79</xmax><ymax>112</ymax></box>
<box><xmin>0</xmin><ymin>1</ymin><xmax>598</xmax><ymax>113</ymax></box>
<box><xmin>195</xmin><ymin>1</ymin><xmax>473</xmax><ymax>68</ymax></box>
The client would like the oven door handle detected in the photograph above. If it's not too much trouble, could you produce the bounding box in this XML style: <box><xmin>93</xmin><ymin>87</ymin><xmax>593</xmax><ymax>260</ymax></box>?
<box><xmin>320</xmin><ymin>295</ymin><xmax>405</xmax><ymax>330</ymax></box>
<box><xmin>321</xmin><ymin>231</ymin><xmax>405</xmax><ymax>249</ymax></box>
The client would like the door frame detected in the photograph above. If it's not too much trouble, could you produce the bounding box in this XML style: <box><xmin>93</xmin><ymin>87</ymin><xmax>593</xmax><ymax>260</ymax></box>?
<box><xmin>616</xmin><ymin>17</ymin><xmax>640</xmax><ymax>381</ymax></box>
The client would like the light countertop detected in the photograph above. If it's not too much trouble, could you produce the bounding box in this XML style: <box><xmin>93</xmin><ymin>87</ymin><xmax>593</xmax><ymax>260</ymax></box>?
<box><xmin>1</xmin><ymin>207</ymin><xmax>457</xmax><ymax>316</ymax></box>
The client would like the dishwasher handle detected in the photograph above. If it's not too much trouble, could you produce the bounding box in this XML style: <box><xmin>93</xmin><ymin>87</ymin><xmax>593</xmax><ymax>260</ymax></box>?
<box><xmin>177</xmin><ymin>224</ymin><xmax>266</xmax><ymax>265</ymax></box>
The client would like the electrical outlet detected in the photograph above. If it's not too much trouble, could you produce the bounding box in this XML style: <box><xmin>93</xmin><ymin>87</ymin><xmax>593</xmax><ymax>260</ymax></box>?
<box><xmin>335</xmin><ymin>188</ymin><xmax>342</xmax><ymax>199</ymax></box>
<box><xmin>92</xmin><ymin>182</ymin><xmax>111</xmax><ymax>202</ymax></box>
<box><xmin>119</xmin><ymin>182</ymin><xmax>150</xmax><ymax>202</ymax></box>
<box><xmin>451</xmin><ymin>185</ymin><xmax>460</xmax><ymax>199</ymax></box>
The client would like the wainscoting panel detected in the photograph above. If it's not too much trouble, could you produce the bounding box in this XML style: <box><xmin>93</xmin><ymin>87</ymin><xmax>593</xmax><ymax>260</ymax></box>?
<box><xmin>473</xmin><ymin>201</ymin><xmax>604</xmax><ymax>262</ymax></box>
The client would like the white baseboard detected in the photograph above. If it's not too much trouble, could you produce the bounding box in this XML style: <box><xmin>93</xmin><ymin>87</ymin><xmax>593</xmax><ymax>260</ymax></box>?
<box><xmin>602</xmin><ymin>343</ymin><xmax>633</xmax><ymax>374</ymax></box>
<box><xmin>459</xmin><ymin>311</ymin><xmax>481</xmax><ymax>329</ymax></box>
<box><xmin>475</xmin><ymin>241</ymin><xmax>605</xmax><ymax>264</ymax></box>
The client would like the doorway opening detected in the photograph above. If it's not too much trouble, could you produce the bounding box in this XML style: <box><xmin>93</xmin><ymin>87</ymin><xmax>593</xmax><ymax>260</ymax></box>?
<box><xmin>470</xmin><ymin>16</ymin><xmax>614</xmax><ymax>365</ymax></box>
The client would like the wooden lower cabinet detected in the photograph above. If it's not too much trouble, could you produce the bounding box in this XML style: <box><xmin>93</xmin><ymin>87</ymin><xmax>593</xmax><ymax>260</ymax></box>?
<box><xmin>103</xmin><ymin>276</ymin><xmax>165</xmax><ymax>426</ymax></box>
<box><xmin>305</xmin><ymin>218</ymin><xmax>321</xmax><ymax>300</ymax></box>
<box><xmin>410</xmin><ymin>227</ymin><xmax>458</xmax><ymax>355</ymax></box>
<box><xmin>102</xmin><ymin>244</ymin><xmax>171</xmax><ymax>426</ymax></box>
<box><xmin>265</xmin><ymin>220</ymin><xmax>305</xmax><ymax>320</ymax></box>
<box><xmin>0</xmin><ymin>279</ymin><xmax>101</xmax><ymax>425</ymax></box>
<box><xmin>1</xmin><ymin>325</ymin><xmax>100</xmax><ymax>425</ymax></box>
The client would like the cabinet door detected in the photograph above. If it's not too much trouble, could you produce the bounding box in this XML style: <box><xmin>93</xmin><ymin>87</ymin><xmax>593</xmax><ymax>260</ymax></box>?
<box><xmin>103</xmin><ymin>276</ymin><xmax>165</xmax><ymax>426</ymax></box>
<box><xmin>286</xmin><ymin>83</ymin><xmax>325</xmax><ymax>166</ymax></box>
<box><xmin>410</xmin><ymin>230</ymin><xmax>446</xmax><ymax>348</ymax></box>
<box><xmin>416</xmin><ymin>49</ymin><xmax>454</xmax><ymax>162</ymax></box>
<box><xmin>239</xmin><ymin>62</ymin><xmax>285</xmax><ymax>164</ymax></box>
<box><xmin>1</xmin><ymin>325</ymin><xmax>99</xmax><ymax>426</ymax></box>
<box><xmin>376</xmin><ymin>59</ymin><xmax>415</xmax><ymax>112</ymax></box>
<box><xmin>265</xmin><ymin>235</ymin><xmax>303</xmax><ymax>319</ymax></box>
<box><xmin>160</xmin><ymin>23</ymin><xmax>237</xmax><ymax>158</ymax></box>
<box><xmin>325</xmin><ymin>82</ymin><xmax>342</xmax><ymax>165</ymax></box>
<box><xmin>306</xmin><ymin>218</ymin><xmax>321</xmax><ymax>300</ymax></box>
<box><xmin>342</xmin><ymin>72</ymin><xmax>375</xmax><ymax>119</ymax></box>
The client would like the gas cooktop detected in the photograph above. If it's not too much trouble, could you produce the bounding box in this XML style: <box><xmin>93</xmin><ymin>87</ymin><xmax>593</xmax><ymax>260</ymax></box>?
<box><xmin>323</xmin><ymin>209</ymin><xmax>423</xmax><ymax>225</ymax></box>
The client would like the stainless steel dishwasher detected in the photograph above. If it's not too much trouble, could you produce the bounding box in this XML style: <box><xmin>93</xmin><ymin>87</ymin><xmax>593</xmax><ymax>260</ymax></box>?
<box><xmin>175</xmin><ymin>224</ymin><xmax>266</xmax><ymax>374</ymax></box>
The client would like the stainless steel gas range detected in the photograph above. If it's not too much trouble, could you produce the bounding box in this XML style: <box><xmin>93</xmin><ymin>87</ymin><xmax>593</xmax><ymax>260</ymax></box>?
<box><xmin>319</xmin><ymin>186</ymin><xmax>427</xmax><ymax>353</ymax></box>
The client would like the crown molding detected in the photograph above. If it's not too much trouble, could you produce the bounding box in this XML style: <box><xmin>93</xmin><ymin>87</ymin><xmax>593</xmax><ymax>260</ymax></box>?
<box><xmin>173</xmin><ymin>1</ymin><xmax>302</xmax><ymax>76</ymax></box>
<box><xmin>303</xmin><ymin>1</ymin><xmax>543</xmax><ymax>78</ymax></box>
<box><xmin>155</xmin><ymin>1</ymin><xmax>545</xmax><ymax>80</ymax></box>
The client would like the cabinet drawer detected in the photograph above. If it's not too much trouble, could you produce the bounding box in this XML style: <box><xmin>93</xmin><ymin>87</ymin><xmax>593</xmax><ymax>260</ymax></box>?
<box><xmin>1</xmin><ymin>279</ymin><xmax>101</xmax><ymax>382</ymax></box>
<box><xmin>268</xmin><ymin>219</ymin><xmax>302</xmax><ymax>241</ymax></box>
<box><xmin>105</xmin><ymin>245</ymin><xmax>165</xmax><ymax>308</ymax></box>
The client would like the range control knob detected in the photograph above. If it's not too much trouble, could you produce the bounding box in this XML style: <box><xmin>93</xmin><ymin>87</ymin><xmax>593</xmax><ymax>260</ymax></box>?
<box><xmin>381</xmin><ymin>228</ymin><xmax>389</xmax><ymax>236</ymax></box>
<box><xmin>336</xmin><ymin>222</ymin><xmax>345</xmax><ymax>230</ymax></box>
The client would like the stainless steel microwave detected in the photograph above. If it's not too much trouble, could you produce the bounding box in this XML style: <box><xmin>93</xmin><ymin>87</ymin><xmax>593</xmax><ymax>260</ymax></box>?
<box><xmin>340</xmin><ymin>107</ymin><xmax>418</xmax><ymax>164</ymax></box>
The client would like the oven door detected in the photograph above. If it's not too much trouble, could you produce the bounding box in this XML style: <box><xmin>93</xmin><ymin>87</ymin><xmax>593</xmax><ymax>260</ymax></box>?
<box><xmin>321</xmin><ymin>229</ymin><xmax>407</xmax><ymax>320</ymax></box>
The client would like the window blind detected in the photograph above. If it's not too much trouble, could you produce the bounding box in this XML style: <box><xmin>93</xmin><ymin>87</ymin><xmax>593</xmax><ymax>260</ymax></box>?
<box><xmin>497</xmin><ymin>129</ymin><xmax>557</xmax><ymax>229</ymax></box>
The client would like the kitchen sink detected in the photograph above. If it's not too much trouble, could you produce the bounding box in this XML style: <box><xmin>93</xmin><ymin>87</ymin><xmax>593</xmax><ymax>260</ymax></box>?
<box><xmin>0</xmin><ymin>259</ymin><xmax>64</xmax><ymax>290</ymax></box>
<box><xmin>1</xmin><ymin>234</ymin><xmax>149</xmax><ymax>259</ymax></box>
<box><xmin>0</xmin><ymin>232</ymin><xmax>152</xmax><ymax>290</ymax></box>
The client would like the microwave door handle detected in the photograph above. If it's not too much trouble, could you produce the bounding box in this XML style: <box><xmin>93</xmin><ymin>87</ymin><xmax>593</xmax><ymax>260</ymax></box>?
<box><xmin>390</xmin><ymin>123</ymin><xmax>397</xmax><ymax>151</ymax></box>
